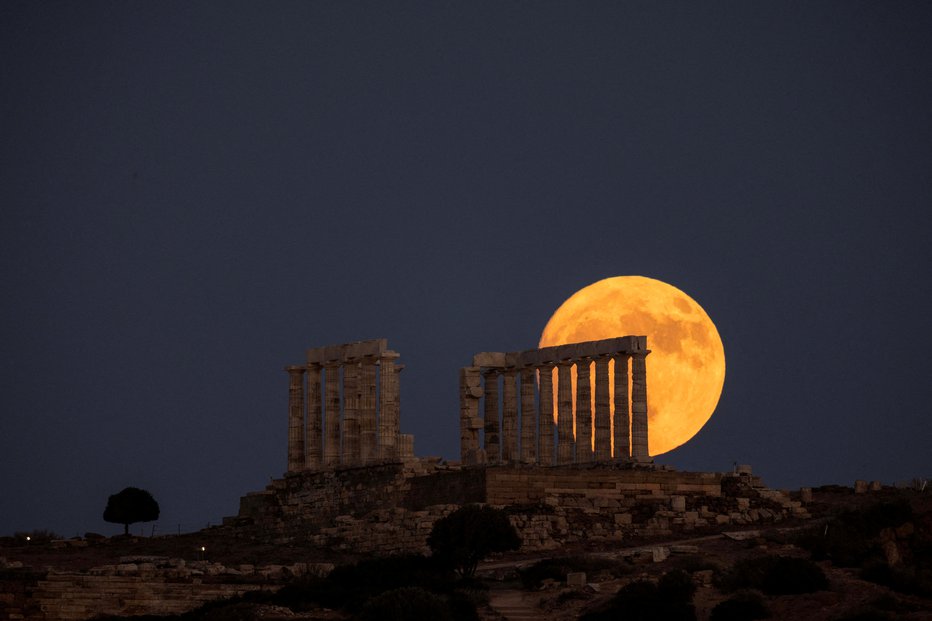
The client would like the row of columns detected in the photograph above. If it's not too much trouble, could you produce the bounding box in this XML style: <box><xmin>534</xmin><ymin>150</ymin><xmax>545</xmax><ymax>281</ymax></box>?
<box><xmin>286</xmin><ymin>350</ymin><xmax>403</xmax><ymax>472</ymax></box>
<box><xmin>460</xmin><ymin>339</ymin><xmax>650</xmax><ymax>466</ymax></box>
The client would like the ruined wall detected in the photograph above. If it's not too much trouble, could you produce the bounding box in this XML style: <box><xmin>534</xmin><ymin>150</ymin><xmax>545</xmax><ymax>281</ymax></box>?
<box><xmin>229</xmin><ymin>460</ymin><xmax>809</xmax><ymax>556</ymax></box>
<box><xmin>0</xmin><ymin>557</ymin><xmax>328</xmax><ymax>621</ymax></box>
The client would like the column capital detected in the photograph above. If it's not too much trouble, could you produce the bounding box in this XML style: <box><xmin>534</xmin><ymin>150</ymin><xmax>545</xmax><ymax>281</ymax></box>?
<box><xmin>285</xmin><ymin>365</ymin><xmax>307</xmax><ymax>374</ymax></box>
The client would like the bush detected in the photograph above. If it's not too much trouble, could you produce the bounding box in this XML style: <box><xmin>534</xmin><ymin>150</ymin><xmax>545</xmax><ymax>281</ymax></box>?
<box><xmin>316</xmin><ymin>554</ymin><xmax>452</xmax><ymax>611</ymax></box>
<box><xmin>709</xmin><ymin>591</ymin><xmax>770</xmax><ymax>621</ymax></box>
<box><xmin>658</xmin><ymin>570</ymin><xmax>696</xmax><ymax>603</ymax></box>
<box><xmin>719</xmin><ymin>556</ymin><xmax>828</xmax><ymax>595</ymax></box>
<box><xmin>428</xmin><ymin>505</ymin><xmax>520</xmax><ymax>578</ymax></box>
<box><xmin>355</xmin><ymin>587</ymin><xmax>452</xmax><ymax>621</ymax></box>
<box><xmin>580</xmin><ymin>573</ymin><xmax>696</xmax><ymax>621</ymax></box>
<box><xmin>799</xmin><ymin>501</ymin><xmax>914</xmax><ymax>567</ymax></box>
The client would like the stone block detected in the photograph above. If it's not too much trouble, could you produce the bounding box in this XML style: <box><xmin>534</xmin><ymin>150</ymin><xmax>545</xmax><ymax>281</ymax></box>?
<box><xmin>652</xmin><ymin>546</ymin><xmax>670</xmax><ymax>562</ymax></box>
<box><xmin>800</xmin><ymin>487</ymin><xmax>813</xmax><ymax>503</ymax></box>
<box><xmin>671</xmin><ymin>496</ymin><xmax>686</xmax><ymax>512</ymax></box>
<box><xmin>566</xmin><ymin>571</ymin><xmax>587</xmax><ymax>587</ymax></box>
<box><xmin>854</xmin><ymin>480</ymin><xmax>868</xmax><ymax>494</ymax></box>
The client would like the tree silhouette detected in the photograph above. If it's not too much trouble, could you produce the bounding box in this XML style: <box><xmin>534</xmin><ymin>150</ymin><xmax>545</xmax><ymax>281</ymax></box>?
<box><xmin>103</xmin><ymin>487</ymin><xmax>160</xmax><ymax>535</ymax></box>
<box><xmin>427</xmin><ymin>504</ymin><xmax>520</xmax><ymax>578</ymax></box>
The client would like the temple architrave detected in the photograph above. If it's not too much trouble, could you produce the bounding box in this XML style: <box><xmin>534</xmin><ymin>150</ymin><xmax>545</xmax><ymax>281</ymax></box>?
<box><xmin>459</xmin><ymin>336</ymin><xmax>651</xmax><ymax>466</ymax></box>
<box><xmin>285</xmin><ymin>339</ymin><xmax>413</xmax><ymax>473</ymax></box>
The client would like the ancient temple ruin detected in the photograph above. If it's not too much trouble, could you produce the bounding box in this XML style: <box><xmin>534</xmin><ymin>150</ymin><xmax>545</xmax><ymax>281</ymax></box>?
<box><xmin>459</xmin><ymin>336</ymin><xmax>651</xmax><ymax>466</ymax></box>
<box><xmin>284</xmin><ymin>339</ymin><xmax>412</xmax><ymax>472</ymax></box>
<box><xmin>231</xmin><ymin>334</ymin><xmax>809</xmax><ymax>557</ymax></box>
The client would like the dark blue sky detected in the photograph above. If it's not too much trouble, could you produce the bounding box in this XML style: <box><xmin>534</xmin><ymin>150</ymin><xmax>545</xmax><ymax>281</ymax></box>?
<box><xmin>2</xmin><ymin>1</ymin><xmax>930</xmax><ymax>537</ymax></box>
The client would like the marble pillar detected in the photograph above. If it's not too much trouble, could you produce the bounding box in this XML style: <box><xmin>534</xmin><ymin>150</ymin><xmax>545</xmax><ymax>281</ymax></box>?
<box><xmin>594</xmin><ymin>356</ymin><xmax>611</xmax><ymax>461</ymax></box>
<box><xmin>305</xmin><ymin>363</ymin><xmax>322</xmax><ymax>469</ymax></box>
<box><xmin>342</xmin><ymin>362</ymin><xmax>360</xmax><ymax>465</ymax></box>
<box><xmin>459</xmin><ymin>367</ymin><xmax>483</xmax><ymax>464</ymax></box>
<box><xmin>286</xmin><ymin>366</ymin><xmax>306</xmax><ymax>473</ymax></box>
<box><xmin>556</xmin><ymin>362</ymin><xmax>574</xmax><ymax>465</ymax></box>
<box><xmin>631</xmin><ymin>352</ymin><xmax>650</xmax><ymax>459</ymax></box>
<box><xmin>575</xmin><ymin>359</ymin><xmax>593</xmax><ymax>463</ymax></box>
<box><xmin>324</xmin><ymin>362</ymin><xmax>342</xmax><ymax>466</ymax></box>
<box><xmin>483</xmin><ymin>371</ymin><xmax>501</xmax><ymax>464</ymax></box>
<box><xmin>501</xmin><ymin>369</ymin><xmax>518</xmax><ymax>463</ymax></box>
<box><xmin>519</xmin><ymin>367</ymin><xmax>537</xmax><ymax>464</ymax></box>
<box><xmin>378</xmin><ymin>352</ymin><xmax>401</xmax><ymax>460</ymax></box>
<box><xmin>359</xmin><ymin>359</ymin><xmax>378</xmax><ymax>465</ymax></box>
<box><xmin>537</xmin><ymin>364</ymin><xmax>554</xmax><ymax>466</ymax></box>
<box><xmin>613</xmin><ymin>355</ymin><xmax>630</xmax><ymax>460</ymax></box>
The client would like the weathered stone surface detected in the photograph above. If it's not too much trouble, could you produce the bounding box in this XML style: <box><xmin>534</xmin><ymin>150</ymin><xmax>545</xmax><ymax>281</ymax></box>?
<box><xmin>286</xmin><ymin>366</ymin><xmax>306</xmax><ymax>473</ymax></box>
<box><xmin>538</xmin><ymin>365</ymin><xmax>555</xmax><ymax>466</ymax></box>
<box><xmin>378</xmin><ymin>351</ymin><xmax>401</xmax><ymax>460</ymax></box>
<box><xmin>557</xmin><ymin>363</ymin><xmax>574</xmax><ymax>465</ymax></box>
<box><xmin>305</xmin><ymin>364</ymin><xmax>322</xmax><ymax>469</ymax></box>
<box><xmin>520</xmin><ymin>368</ymin><xmax>537</xmax><ymax>464</ymax></box>
<box><xmin>306</xmin><ymin>339</ymin><xmax>388</xmax><ymax>364</ymax></box>
<box><xmin>501</xmin><ymin>370</ymin><xmax>518</xmax><ymax>463</ymax></box>
<box><xmin>566</xmin><ymin>571</ymin><xmax>586</xmax><ymax>587</ymax></box>
<box><xmin>594</xmin><ymin>357</ymin><xmax>611</xmax><ymax>461</ymax></box>
<box><xmin>484</xmin><ymin>370</ymin><xmax>501</xmax><ymax>464</ymax></box>
<box><xmin>613</xmin><ymin>355</ymin><xmax>630</xmax><ymax>460</ymax></box>
<box><xmin>631</xmin><ymin>353</ymin><xmax>649</xmax><ymax>459</ymax></box>
<box><xmin>459</xmin><ymin>367</ymin><xmax>483</xmax><ymax>465</ymax></box>
<box><xmin>575</xmin><ymin>360</ymin><xmax>592</xmax><ymax>463</ymax></box>
<box><xmin>324</xmin><ymin>363</ymin><xmax>341</xmax><ymax>467</ymax></box>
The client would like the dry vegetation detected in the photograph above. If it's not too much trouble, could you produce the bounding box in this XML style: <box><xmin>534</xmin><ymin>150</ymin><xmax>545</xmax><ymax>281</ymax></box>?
<box><xmin>1</xmin><ymin>486</ymin><xmax>930</xmax><ymax>620</ymax></box>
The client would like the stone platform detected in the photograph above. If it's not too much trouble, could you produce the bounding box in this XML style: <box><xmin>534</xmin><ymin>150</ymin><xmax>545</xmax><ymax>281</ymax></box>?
<box><xmin>225</xmin><ymin>460</ymin><xmax>807</xmax><ymax>555</ymax></box>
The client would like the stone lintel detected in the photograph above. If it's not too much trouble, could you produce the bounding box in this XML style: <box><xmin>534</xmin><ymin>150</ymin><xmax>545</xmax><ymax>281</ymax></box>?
<box><xmin>306</xmin><ymin>339</ymin><xmax>389</xmax><ymax>364</ymax></box>
<box><xmin>472</xmin><ymin>336</ymin><xmax>649</xmax><ymax>369</ymax></box>
<box><xmin>472</xmin><ymin>351</ymin><xmax>508</xmax><ymax>367</ymax></box>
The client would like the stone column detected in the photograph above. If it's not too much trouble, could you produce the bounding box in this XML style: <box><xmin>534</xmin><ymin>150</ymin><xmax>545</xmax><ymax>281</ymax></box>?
<box><xmin>342</xmin><ymin>362</ymin><xmax>360</xmax><ymax>466</ymax></box>
<box><xmin>537</xmin><ymin>364</ymin><xmax>554</xmax><ymax>466</ymax></box>
<box><xmin>520</xmin><ymin>367</ymin><xmax>537</xmax><ymax>464</ymax></box>
<box><xmin>286</xmin><ymin>366</ymin><xmax>306</xmax><ymax>473</ymax></box>
<box><xmin>556</xmin><ymin>362</ymin><xmax>574</xmax><ymax>465</ymax></box>
<box><xmin>483</xmin><ymin>370</ymin><xmax>501</xmax><ymax>464</ymax></box>
<box><xmin>575</xmin><ymin>359</ymin><xmax>593</xmax><ymax>463</ymax></box>
<box><xmin>359</xmin><ymin>359</ymin><xmax>378</xmax><ymax>465</ymax></box>
<box><xmin>305</xmin><ymin>363</ymin><xmax>322</xmax><ymax>470</ymax></box>
<box><xmin>378</xmin><ymin>352</ymin><xmax>401</xmax><ymax>461</ymax></box>
<box><xmin>594</xmin><ymin>356</ymin><xmax>611</xmax><ymax>462</ymax></box>
<box><xmin>501</xmin><ymin>369</ymin><xmax>518</xmax><ymax>463</ymax></box>
<box><xmin>631</xmin><ymin>352</ymin><xmax>650</xmax><ymax>460</ymax></box>
<box><xmin>613</xmin><ymin>355</ymin><xmax>630</xmax><ymax>460</ymax></box>
<box><xmin>323</xmin><ymin>362</ymin><xmax>342</xmax><ymax>466</ymax></box>
<box><xmin>459</xmin><ymin>367</ymin><xmax>484</xmax><ymax>465</ymax></box>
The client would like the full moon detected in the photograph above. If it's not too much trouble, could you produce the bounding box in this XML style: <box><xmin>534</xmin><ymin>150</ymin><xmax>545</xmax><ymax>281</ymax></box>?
<box><xmin>539</xmin><ymin>276</ymin><xmax>725</xmax><ymax>456</ymax></box>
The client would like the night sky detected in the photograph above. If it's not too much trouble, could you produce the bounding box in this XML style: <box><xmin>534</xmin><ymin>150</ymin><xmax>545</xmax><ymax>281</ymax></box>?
<box><xmin>2</xmin><ymin>2</ymin><xmax>931</xmax><ymax>538</ymax></box>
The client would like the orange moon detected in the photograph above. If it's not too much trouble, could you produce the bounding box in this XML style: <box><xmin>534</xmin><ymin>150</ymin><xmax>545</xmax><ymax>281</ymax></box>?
<box><xmin>539</xmin><ymin>276</ymin><xmax>725</xmax><ymax>456</ymax></box>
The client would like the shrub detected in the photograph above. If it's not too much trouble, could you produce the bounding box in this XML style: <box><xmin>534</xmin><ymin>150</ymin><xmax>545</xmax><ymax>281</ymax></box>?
<box><xmin>317</xmin><ymin>554</ymin><xmax>452</xmax><ymax>611</ymax></box>
<box><xmin>580</xmin><ymin>573</ymin><xmax>696</xmax><ymax>621</ymax></box>
<box><xmin>709</xmin><ymin>591</ymin><xmax>770</xmax><ymax>621</ymax></box>
<box><xmin>658</xmin><ymin>569</ymin><xmax>696</xmax><ymax>602</ymax></box>
<box><xmin>428</xmin><ymin>505</ymin><xmax>520</xmax><ymax>578</ymax></box>
<box><xmin>799</xmin><ymin>501</ymin><xmax>914</xmax><ymax>567</ymax></box>
<box><xmin>355</xmin><ymin>587</ymin><xmax>452</xmax><ymax>621</ymax></box>
<box><xmin>719</xmin><ymin>556</ymin><xmax>828</xmax><ymax>595</ymax></box>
